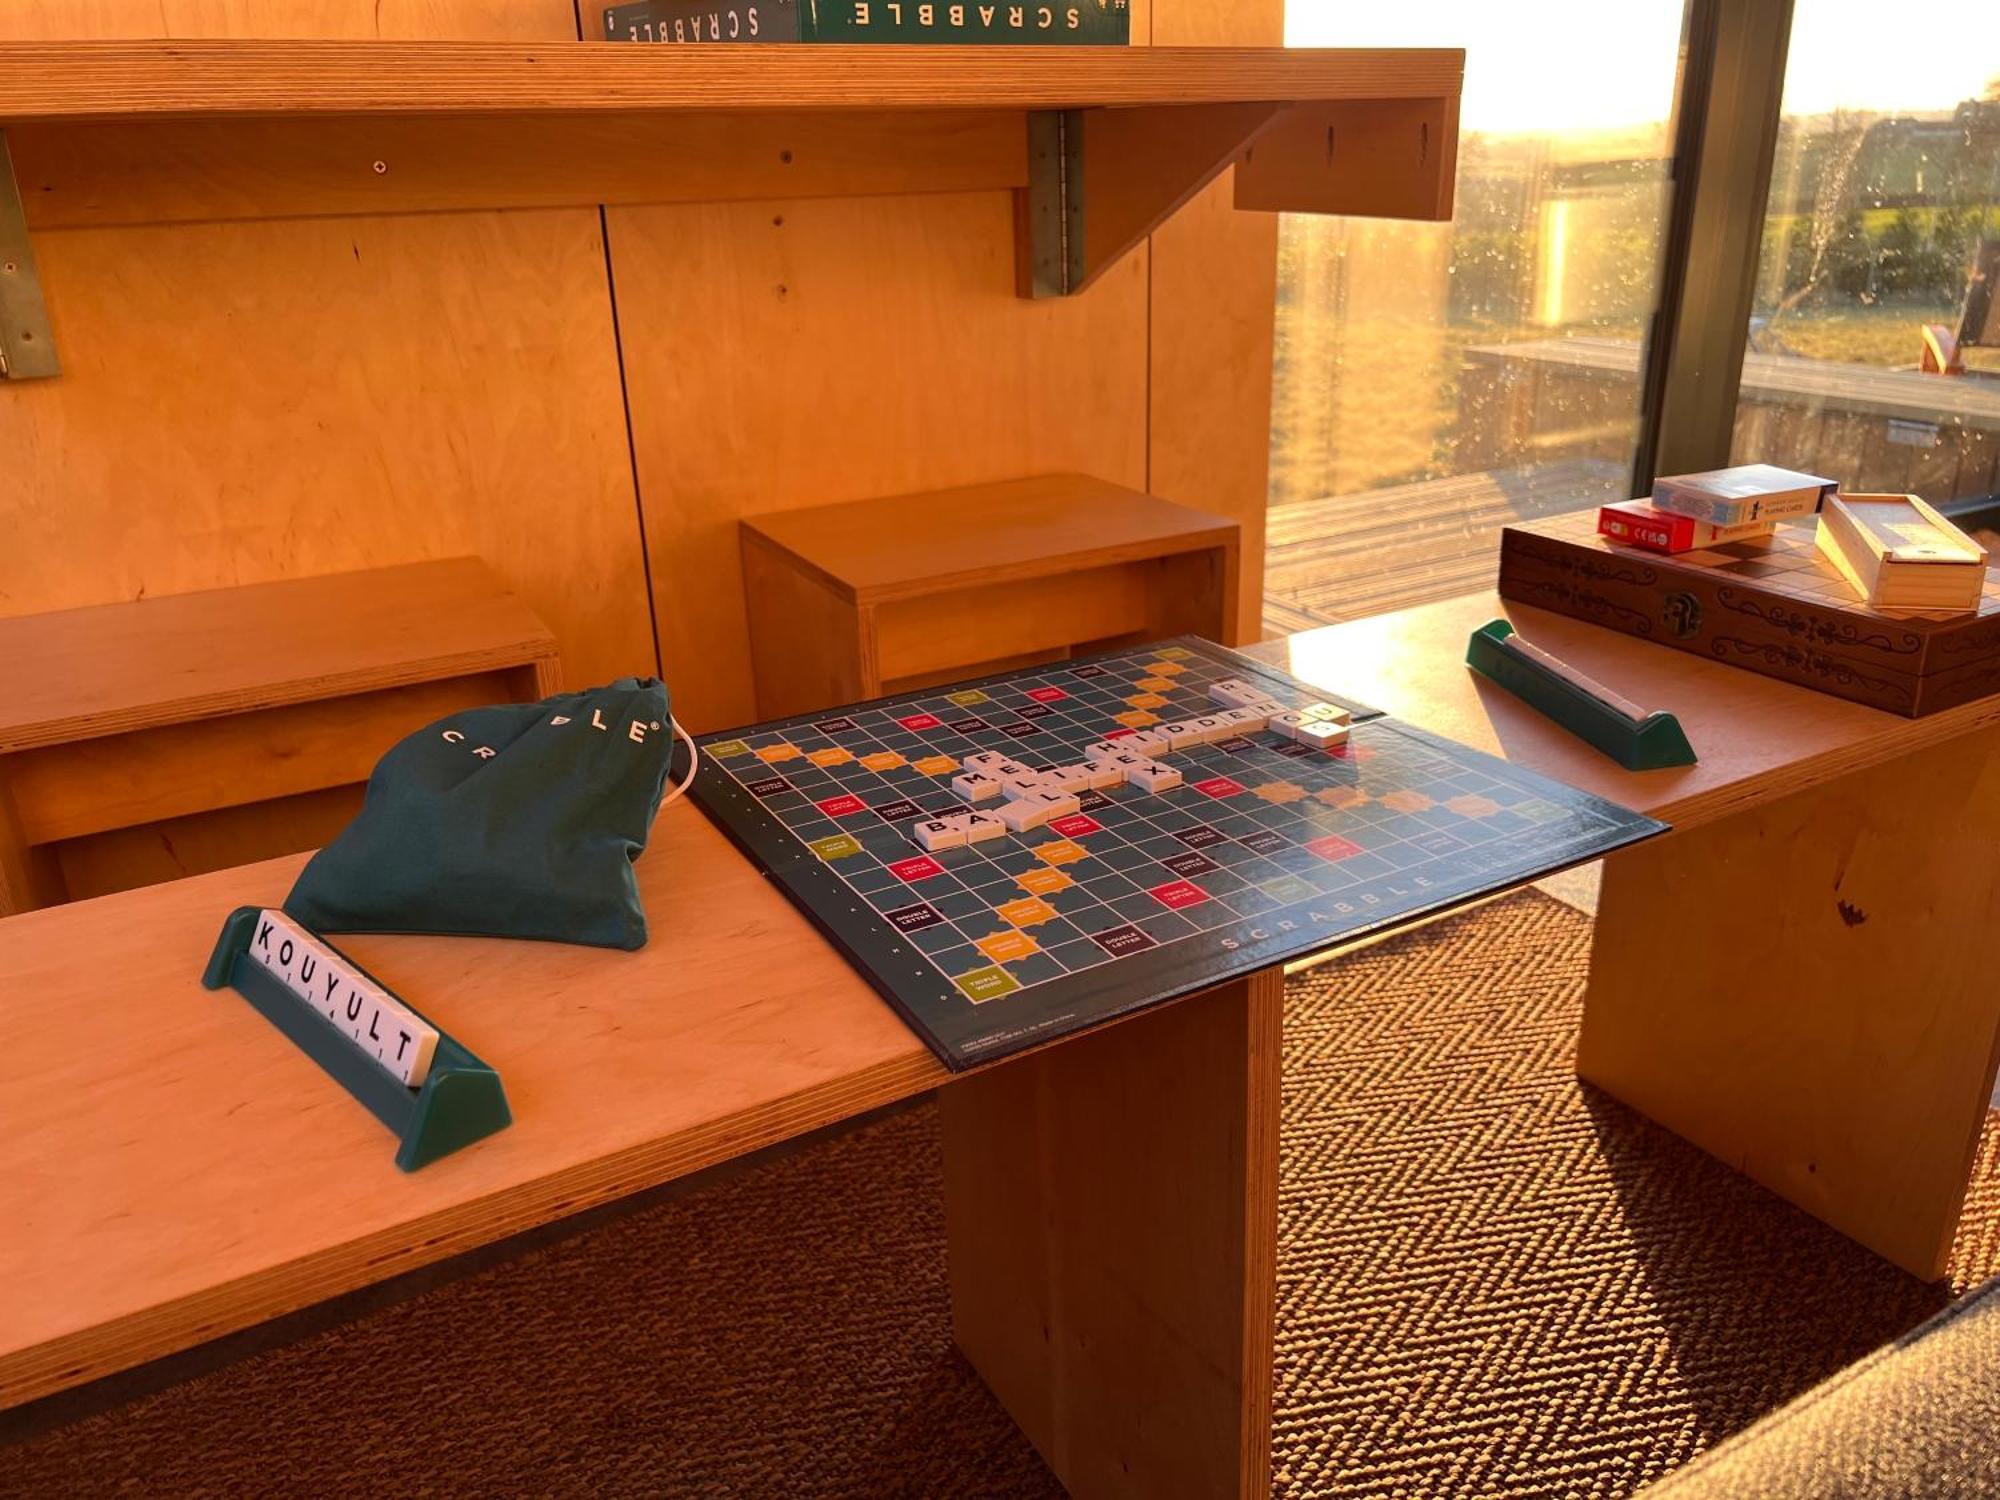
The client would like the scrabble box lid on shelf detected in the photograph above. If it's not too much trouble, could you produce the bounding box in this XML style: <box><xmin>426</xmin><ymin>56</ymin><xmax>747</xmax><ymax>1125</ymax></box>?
<box><xmin>1496</xmin><ymin>510</ymin><xmax>2000</xmax><ymax>718</ymax></box>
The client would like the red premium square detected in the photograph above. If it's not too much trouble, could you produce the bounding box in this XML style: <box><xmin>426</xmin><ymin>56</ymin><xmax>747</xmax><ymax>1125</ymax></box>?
<box><xmin>1149</xmin><ymin>878</ymin><xmax>1210</xmax><ymax>910</ymax></box>
<box><xmin>1025</xmin><ymin>686</ymin><xmax>1070</xmax><ymax>703</ymax></box>
<box><xmin>1193</xmin><ymin>776</ymin><xmax>1246</xmax><ymax>799</ymax></box>
<box><xmin>1306</xmin><ymin>834</ymin><xmax>1363</xmax><ymax>862</ymax></box>
<box><xmin>887</xmin><ymin>854</ymin><xmax>945</xmax><ymax>882</ymax></box>
<box><xmin>1048</xmin><ymin>813</ymin><xmax>1104</xmax><ymax>838</ymax></box>
<box><xmin>895</xmin><ymin>712</ymin><xmax>943</xmax><ymax>732</ymax></box>
<box><xmin>815</xmin><ymin>793</ymin><xmax>867</xmax><ymax>818</ymax></box>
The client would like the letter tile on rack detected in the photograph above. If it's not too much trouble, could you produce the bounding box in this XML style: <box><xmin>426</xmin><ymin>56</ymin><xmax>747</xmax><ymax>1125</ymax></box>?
<box><xmin>249</xmin><ymin>909</ymin><xmax>439</xmax><ymax>1086</ymax></box>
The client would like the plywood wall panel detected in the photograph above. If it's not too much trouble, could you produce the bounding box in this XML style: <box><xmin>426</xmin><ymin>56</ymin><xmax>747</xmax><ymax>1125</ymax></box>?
<box><xmin>611</xmin><ymin>191</ymin><xmax>1150</xmax><ymax>730</ymax></box>
<box><xmin>0</xmin><ymin>1</ymin><xmax>656</xmax><ymax>688</ymax></box>
<box><xmin>10</xmin><ymin>0</ymin><xmax>1282</xmax><ymax>745</ymax></box>
<box><xmin>1147</xmin><ymin>0</ymin><xmax>1283</xmax><ymax>645</ymax></box>
<box><xmin>0</xmin><ymin>210</ymin><xmax>653</xmax><ymax>685</ymax></box>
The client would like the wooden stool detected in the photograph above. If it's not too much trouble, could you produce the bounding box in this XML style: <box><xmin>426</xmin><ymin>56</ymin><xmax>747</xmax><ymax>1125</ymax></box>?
<box><xmin>740</xmin><ymin>473</ymin><xmax>1241</xmax><ymax>717</ymax></box>
<box><xmin>0</xmin><ymin>558</ymin><xmax>560</xmax><ymax>913</ymax></box>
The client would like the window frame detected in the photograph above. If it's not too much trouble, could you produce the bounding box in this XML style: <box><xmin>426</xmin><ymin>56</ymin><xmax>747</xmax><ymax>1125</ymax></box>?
<box><xmin>1634</xmin><ymin>0</ymin><xmax>1800</xmax><ymax>490</ymax></box>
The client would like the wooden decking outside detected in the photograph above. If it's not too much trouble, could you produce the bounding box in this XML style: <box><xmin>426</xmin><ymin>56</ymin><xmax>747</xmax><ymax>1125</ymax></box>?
<box><xmin>1261</xmin><ymin>457</ymin><xmax>1627</xmax><ymax>637</ymax></box>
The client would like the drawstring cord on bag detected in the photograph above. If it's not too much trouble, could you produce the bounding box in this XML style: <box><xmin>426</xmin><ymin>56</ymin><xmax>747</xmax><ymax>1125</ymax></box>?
<box><xmin>659</xmin><ymin>716</ymin><xmax>700</xmax><ymax>811</ymax></box>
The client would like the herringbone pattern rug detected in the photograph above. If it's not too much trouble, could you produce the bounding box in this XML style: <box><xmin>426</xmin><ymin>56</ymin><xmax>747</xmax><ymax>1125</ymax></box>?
<box><xmin>6</xmin><ymin>890</ymin><xmax>1995</xmax><ymax>1497</ymax></box>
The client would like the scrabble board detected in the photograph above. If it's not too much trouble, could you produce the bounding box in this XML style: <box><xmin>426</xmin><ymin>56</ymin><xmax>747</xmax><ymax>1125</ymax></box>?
<box><xmin>690</xmin><ymin>639</ymin><xmax>1663</xmax><ymax>1069</ymax></box>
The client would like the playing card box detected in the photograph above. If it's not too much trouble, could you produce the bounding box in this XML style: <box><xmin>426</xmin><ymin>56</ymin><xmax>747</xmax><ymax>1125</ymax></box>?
<box><xmin>1596</xmin><ymin>499</ymin><xmax>1775</xmax><ymax>555</ymax></box>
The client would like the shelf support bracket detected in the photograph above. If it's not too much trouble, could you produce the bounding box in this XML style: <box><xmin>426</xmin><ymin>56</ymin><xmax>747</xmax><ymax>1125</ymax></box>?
<box><xmin>0</xmin><ymin>131</ymin><xmax>58</xmax><ymax>380</ymax></box>
<box><xmin>1234</xmin><ymin>96</ymin><xmax>1460</xmax><ymax>223</ymax></box>
<box><xmin>1018</xmin><ymin>102</ymin><xmax>1286</xmax><ymax>300</ymax></box>
<box><xmin>1019</xmin><ymin>109</ymin><xmax>1084</xmax><ymax>299</ymax></box>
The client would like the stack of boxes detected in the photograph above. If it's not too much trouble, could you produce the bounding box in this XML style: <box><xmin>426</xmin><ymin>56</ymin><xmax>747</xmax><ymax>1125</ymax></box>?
<box><xmin>1596</xmin><ymin>463</ymin><xmax>1837</xmax><ymax>556</ymax></box>
<box><xmin>913</xmin><ymin>680</ymin><xmax>1354</xmax><ymax>849</ymax></box>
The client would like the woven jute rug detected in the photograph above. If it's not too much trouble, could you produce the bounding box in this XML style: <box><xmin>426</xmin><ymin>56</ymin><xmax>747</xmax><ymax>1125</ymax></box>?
<box><xmin>7</xmin><ymin>890</ymin><xmax>1997</xmax><ymax>1498</ymax></box>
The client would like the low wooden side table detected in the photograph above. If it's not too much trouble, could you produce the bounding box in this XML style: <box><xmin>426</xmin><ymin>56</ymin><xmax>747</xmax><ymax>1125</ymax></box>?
<box><xmin>740</xmin><ymin>473</ymin><xmax>1241</xmax><ymax>717</ymax></box>
<box><xmin>0</xmin><ymin>558</ymin><xmax>561</xmax><ymax>914</ymax></box>
<box><xmin>1257</xmin><ymin>592</ymin><xmax>2000</xmax><ymax>1281</ymax></box>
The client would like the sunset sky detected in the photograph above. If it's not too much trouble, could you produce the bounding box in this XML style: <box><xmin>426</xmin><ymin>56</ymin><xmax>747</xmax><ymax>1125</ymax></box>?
<box><xmin>1285</xmin><ymin>0</ymin><xmax>2000</xmax><ymax>135</ymax></box>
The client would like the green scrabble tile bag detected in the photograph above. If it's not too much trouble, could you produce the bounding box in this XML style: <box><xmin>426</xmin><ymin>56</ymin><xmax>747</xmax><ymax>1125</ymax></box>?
<box><xmin>285</xmin><ymin>678</ymin><xmax>688</xmax><ymax>951</ymax></box>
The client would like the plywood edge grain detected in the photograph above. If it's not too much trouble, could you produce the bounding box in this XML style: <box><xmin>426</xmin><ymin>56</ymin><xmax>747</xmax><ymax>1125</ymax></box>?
<box><xmin>0</xmin><ymin>559</ymin><xmax>558</xmax><ymax>752</ymax></box>
<box><xmin>1645</xmin><ymin>704</ymin><xmax>2000</xmax><ymax>829</ymax></box>
<box><xmin>0</xmin><ymin>42</ymin><xmax>1467</xmax><ymax>121</ymax></box>
<box><xmin>852</xmin><ymin>525</ymin><xmax>1240</xmax><ymax>604</ymax></box>
<box><xmin>10</xmin><ymin>109</ymin><xmax>1028</xmax><ymax>230</ymax></box>
<box><xmin>742</xmin><ymin>473</ymin><xmax>1241</xmax><ymax>604</ymax></box>
<box><xmin>0</xmin><ymin>644</ymin><xmax>561</xmax><ymax>755</ymax></box>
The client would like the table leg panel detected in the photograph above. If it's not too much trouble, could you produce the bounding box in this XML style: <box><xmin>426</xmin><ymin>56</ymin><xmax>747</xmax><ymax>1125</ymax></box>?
<box><xmin>941</xmin><ymin>967</ymin><xmax>1282</xmax><ymax>1499</ymax></box>
<box><xmin>1580</xmin><ymin>723</ymin><xmax>2000</xmax><ymax>1279</ymax></box>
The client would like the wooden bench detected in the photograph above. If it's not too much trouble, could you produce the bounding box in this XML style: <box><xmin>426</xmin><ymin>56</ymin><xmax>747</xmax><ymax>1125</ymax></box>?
<box><xmin>741</xmin><ymin>474</ymin><xmax>1240</xmax><ymax>716</ymax></box>
<box><xmin>7</xmin><ymin>593</ymin><xmax>1999</xmax><ymax>1495</ymax></box>
<box><xmin>0</xmin><ymin>559</ymin><xmax>561</xmax><ymax>914</ymax></box>
<box><xmin>1252</xmin><ymin>591</ymin><xmax>2000</xmax><ymax>1280</ymax></box>
<box><xmin>0</xmin><ymin>812</ymin><xmax>1281</xmax><ymax>1497</ymax></box>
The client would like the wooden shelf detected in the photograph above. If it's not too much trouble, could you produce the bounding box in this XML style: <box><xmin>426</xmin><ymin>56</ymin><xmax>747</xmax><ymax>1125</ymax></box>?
<box><xmin>0</xmin><ymin>558</ymin><xmax>556</xmax><ymax>754</ymax></box>
<box><xmin>0</xmin><ymin>41</ymin><xmax>1461</xmax><ymax>311</ymax></box>
<box><xmin>0</xmin><ymin>42</ymin><xmax>1461</xmax><ymax>121</ymax></box>
<box><xmin>0</xmin><ymin>559</ymin><xmax>561</xmax><ymax>913</ymax></box>
<box><xmin>745</xmin><ymin>473</ymin><xmax>1238</xmax><ymax>604</ymax></box>
<box><xmin>741</xmin><ymin>474</ymin><xmax>1240</xmax><ymax>712</ymax></box>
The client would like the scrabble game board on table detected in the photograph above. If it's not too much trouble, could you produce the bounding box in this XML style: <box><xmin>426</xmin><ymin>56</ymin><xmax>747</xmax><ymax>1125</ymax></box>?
<box><xmin>691</xmin><ymin>639</ymin><xmax>1663</xmax><ymax>1068</ymax></box>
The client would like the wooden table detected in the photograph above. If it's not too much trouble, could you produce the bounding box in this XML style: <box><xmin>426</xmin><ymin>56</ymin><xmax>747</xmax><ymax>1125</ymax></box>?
<box><xmin>7</xmin><ymin>592</ymin><xmax>1997</xmax><ymax>1495</ymax></box>
<box><xmin>0</xmin><ymin>794</ymin><xmax>1281</xmax><ymax>1498</ymax></box>
<box><xmin>1250</xmin><ymin>592</ymin><xmax>2000</xmax><ymax>1281</ymax></box>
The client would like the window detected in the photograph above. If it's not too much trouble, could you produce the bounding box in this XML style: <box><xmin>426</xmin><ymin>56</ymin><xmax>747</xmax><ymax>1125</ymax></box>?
<box><xmin>1267</xmin><ymin>2</ymin><xmax>1685</xmax><ymax>635</ymax></box>
<box><xmin>1730</xmin><ymin>1</ymin><xmax>2000</xmax><ymax>508</ymax></box>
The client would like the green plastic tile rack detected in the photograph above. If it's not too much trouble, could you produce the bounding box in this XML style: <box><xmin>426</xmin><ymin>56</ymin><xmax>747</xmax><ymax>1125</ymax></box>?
<box><xmin>1466</xmin><ymin>618</ymin><xmax>1696</xmax><ymax>773</ymax></box>
<box><xmin>202</xmin><ymin>906</ymin><xmax>511</xmax><ymax>1171</ymax></box>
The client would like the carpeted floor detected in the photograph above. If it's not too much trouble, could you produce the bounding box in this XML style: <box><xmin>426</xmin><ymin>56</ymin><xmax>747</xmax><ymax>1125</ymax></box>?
<box><xmin>7</xmin><ymin>889</ymin><xmax>1997</xmax><ymax>1498</ymax></box>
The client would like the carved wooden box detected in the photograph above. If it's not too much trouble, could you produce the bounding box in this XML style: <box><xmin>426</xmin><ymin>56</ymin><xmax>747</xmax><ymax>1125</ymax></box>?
<box><xmin>1496</xmin><ymin>511</ymin><xmax>2000</xmax><ymax>717</ymax></box>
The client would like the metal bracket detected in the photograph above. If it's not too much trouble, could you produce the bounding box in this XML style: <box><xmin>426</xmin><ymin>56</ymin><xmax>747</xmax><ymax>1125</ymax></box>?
<box><xmin>0</xmin><ymin>131</ymin><xmax>59</xmax><ymax>380</ymax></box>
<box><xmin>1022</xmin><ymin>109</ymin><xmax>1086</xmax><ymax>299</ymax></box>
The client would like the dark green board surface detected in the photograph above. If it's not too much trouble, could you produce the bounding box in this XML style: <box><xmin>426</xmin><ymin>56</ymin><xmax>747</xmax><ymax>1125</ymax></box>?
<box><xmin>690</xmin><ymin>637</ymin><xmax>1664</xmax><ymax>1070</ymax></box>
